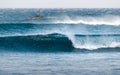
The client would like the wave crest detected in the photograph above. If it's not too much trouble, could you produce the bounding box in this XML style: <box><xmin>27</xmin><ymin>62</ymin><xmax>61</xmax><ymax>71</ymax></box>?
<box><xmin>0</xmin><ymin>33</ymin><xmax>120</xmax><ymax>51</ymax></box>
<box><xmin>54</xmin><ymin>15</ymin><xmax>120</xmax><ymax>26</ymax></box>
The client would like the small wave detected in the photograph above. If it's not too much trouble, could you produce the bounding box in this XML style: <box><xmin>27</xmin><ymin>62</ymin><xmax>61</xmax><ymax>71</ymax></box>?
<box><xmin>74</xmin><ymin>42</ymin><xmax>120</xmax><ymax>50</ymax></box>
<box><xmin>75</xmin><ymin>34</ymin><xmax>120</xmax><ymax>37</ymax></box>
<box><xmin>0</xmin><ymin>15</ymin><xmax>120</xmax><ymax>26</ymax></box>
<box><xmin>54</xmin><ymin>15</ymin><xmax>120</xmax><ymax>26</ymax></box>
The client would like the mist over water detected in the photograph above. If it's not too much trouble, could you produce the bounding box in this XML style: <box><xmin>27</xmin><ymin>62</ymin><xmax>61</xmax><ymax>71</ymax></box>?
<box><xmin>0</xmin><ymin>8</ymin><xmax>120</xmax><ymax>51</ymax></box>
<box><xmin>0</xmin><ymin>8</ymin><xmax>120</xmax><ymax>75</ymax></box>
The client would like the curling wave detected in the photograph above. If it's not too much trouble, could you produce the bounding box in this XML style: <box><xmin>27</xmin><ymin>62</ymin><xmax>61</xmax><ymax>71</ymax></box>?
<box><xmin>0</xmin><ymin>33</ymin><xmax>74</xmax><ymax>52</ymax></box>
<box><xmin>0</xmin><ymin>33</ymin><xmax>120</xmax><ymax>51</ymax></box>
<box><xmin>0</xmin><ymin>9</ymin><xmax>120</xmax><ymax>52</ymax></box>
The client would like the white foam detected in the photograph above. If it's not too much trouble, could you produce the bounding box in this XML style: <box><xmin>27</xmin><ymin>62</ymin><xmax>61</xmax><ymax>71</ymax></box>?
<box><xmin>55</xmin><ymin>15</ymin><xmax>120</xmax><ymax>26</ymax></box>
<box><xmin>71</xmin><ymin>37</ymin><xmax>120</xmax><ymax>50</ymax></box>
<box><xmin>74</xmin><ymin>42</ymin><xmax>120</xmax><ymax>50</ymax></box>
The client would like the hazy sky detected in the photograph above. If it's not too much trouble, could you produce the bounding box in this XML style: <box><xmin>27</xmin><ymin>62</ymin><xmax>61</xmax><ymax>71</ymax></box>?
<box><xmin>0</xmin><ymin>0</ymin><xmax>120</xmax><ymax>8</ymax></box>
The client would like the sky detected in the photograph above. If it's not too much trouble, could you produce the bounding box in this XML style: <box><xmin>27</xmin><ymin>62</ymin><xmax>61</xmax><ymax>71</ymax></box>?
<box><xmin>0</xmin><ymin>0</ymin><xmax>120</xmax><ymax>8</ymax></box>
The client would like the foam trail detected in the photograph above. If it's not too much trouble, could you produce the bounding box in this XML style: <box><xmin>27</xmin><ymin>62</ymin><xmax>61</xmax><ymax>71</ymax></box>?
<box><xmin>55</xmin><ymin>16</ymin><xmax>120</xmax><ymax>26</ymax></box>
<box><xmin>74</xmin><ymin>42</ymin><xmax>120</xmax><ymax>50</ymax></box>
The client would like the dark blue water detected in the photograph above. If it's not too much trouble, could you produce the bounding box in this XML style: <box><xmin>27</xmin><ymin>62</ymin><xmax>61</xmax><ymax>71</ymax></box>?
<box><xmin>0</xmin><ymin>8</ymin><xmax>120</xmax><ymax>75</ymax></box>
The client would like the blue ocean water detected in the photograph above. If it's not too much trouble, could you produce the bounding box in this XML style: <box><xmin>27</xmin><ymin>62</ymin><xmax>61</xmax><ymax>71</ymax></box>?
<box><xmin>0</xmin><ymin>8</ymin><xmax>120</xmax><ymax>75</ymax></box>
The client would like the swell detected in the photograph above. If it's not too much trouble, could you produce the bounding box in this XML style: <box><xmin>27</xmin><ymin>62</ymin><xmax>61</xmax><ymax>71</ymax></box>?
<box><xmin>51</xmin><ymin>14</ymin><xmax>120</xmax><ymax>26</ymax></box>
<box><xmin>0</xmin><ymin>33</ymin><xmax>74</xmax><ymax>52</ymax></box>
<box><xmin>0</xmin><ymin>33</ymin><xmax>120</xmax><ymax>52</ymax></box>
<box><xmin>0</xmin><ymin>9</ymin><xmax>120</xmax><ymax>52</ymax></box>
<box><xmin>0</xmin><ymin>23</ymin><xmax>120</xmax><ymax>51</ymax></box>
<box><xmin>0</xmin><ymin>9</ymin><xmax>120</xmax><ymax>26</ymax></box>
<box><xmin>0</xmin><ymin>16</ymin><xmax>120</xmax><ymax>26</ymax></box>
<box><xmin>1</xmin><ymin>17</ymin><xmax>120</xmax><ymax>26</ymax></box>
<box><xmin>75</xmin><ymin>34</ymin><xmax>120</xmax><ymax>36</ymax></box>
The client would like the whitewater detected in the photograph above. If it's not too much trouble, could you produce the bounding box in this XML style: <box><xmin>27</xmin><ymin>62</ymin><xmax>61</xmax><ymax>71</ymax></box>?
<box><xmin>0</xmin><ymin>8</ymin><xmax>120</xmax><ymax>51</ymax></box>
<box><xmin>0</xmin><ymin>8</ymin><xmax>120</xmax><ymax>75</ymax></box>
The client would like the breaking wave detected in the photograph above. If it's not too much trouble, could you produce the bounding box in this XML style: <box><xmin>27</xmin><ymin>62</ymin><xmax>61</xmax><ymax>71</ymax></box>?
<box><xmin>54</xmin><ymin>15</ymin><xmax>120</xmax><ymax>26</ymax></box>
<box><xmin>0</xmin><ymin>9</ymin><xmax>120</xmax><ymax>52</ymax></box>
<box><xmin>1</xmin><ymin>15</ymin><xmax>120</xmax><ymax>26</ymax></box>
<box><xmin>0</xmin><ymin>33</ymin><xmax>120</xmax><ymax>51</ymax></box>
<box><xmin>0</xmin><ymin>9</ymin><xmax>120</xmax><ymax>26</ymax></box>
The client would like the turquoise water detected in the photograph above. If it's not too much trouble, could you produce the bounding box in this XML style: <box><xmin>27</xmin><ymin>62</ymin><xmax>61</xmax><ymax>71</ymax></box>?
<box><xmin>0</xmin><ymin>9</ymin><xmax>120</xmax><ymax>75</ymax></box>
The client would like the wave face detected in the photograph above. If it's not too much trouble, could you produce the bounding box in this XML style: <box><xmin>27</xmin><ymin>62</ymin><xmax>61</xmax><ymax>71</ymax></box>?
<box><xmin>0</xmin><ymin>8</ymin><xmax>120</xmax><ymax>51</ymax></box>
<box><xmin>0</xmin><ymin>33</ymin><xmax>73</xmax><ymax>52</ymax></box>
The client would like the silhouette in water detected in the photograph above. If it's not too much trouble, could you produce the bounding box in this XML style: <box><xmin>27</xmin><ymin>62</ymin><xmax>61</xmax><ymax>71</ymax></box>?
<box><xmin>27</xmin><ymin>15</ymin><xmax>44</xmax><ymax>20</ymax></box>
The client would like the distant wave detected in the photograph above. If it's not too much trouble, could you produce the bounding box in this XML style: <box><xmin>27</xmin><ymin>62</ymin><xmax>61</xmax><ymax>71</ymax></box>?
<box><xmin>54</xmin><ymin>16</ymin><xmax>120</xmax><ymax>26</ymax></box>
<box><xmin>0</xmin><ymin>15</ymin><xmax>120</xmax><ymax>26</ymax></box>
<box><xmin>0</xmin><ymin>9</ymin><xmax>120</xmax><ymax>26</ymax></box>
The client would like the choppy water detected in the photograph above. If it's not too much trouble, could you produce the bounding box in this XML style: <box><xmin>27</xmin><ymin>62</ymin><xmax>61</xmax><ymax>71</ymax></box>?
<box><xmin>0</xmin><ymin>52</ymin><xmax>120</xmax><ymax>75</ymax></box>
<box><xmin>0</xmin><ymin>8</ymin><xmax>120</xmax><ymax>50</ymax></box>
<box><xmin>0</xmin><ymin>8</ymin><xmax>120</xmax><ymax>75</ymax></box>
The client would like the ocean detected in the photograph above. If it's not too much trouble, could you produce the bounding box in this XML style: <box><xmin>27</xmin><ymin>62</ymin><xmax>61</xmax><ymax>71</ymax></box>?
<box><xmin>0</xmin><ymin>8</ymin><xmax>120</xmax><ymax>75</ymax></box>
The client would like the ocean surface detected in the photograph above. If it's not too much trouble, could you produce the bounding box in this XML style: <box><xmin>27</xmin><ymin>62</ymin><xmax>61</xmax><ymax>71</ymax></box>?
<box><xmin>0</xmin><ymin>8</ymin><xmax>120</xmax><ymax>75</ymax></box>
